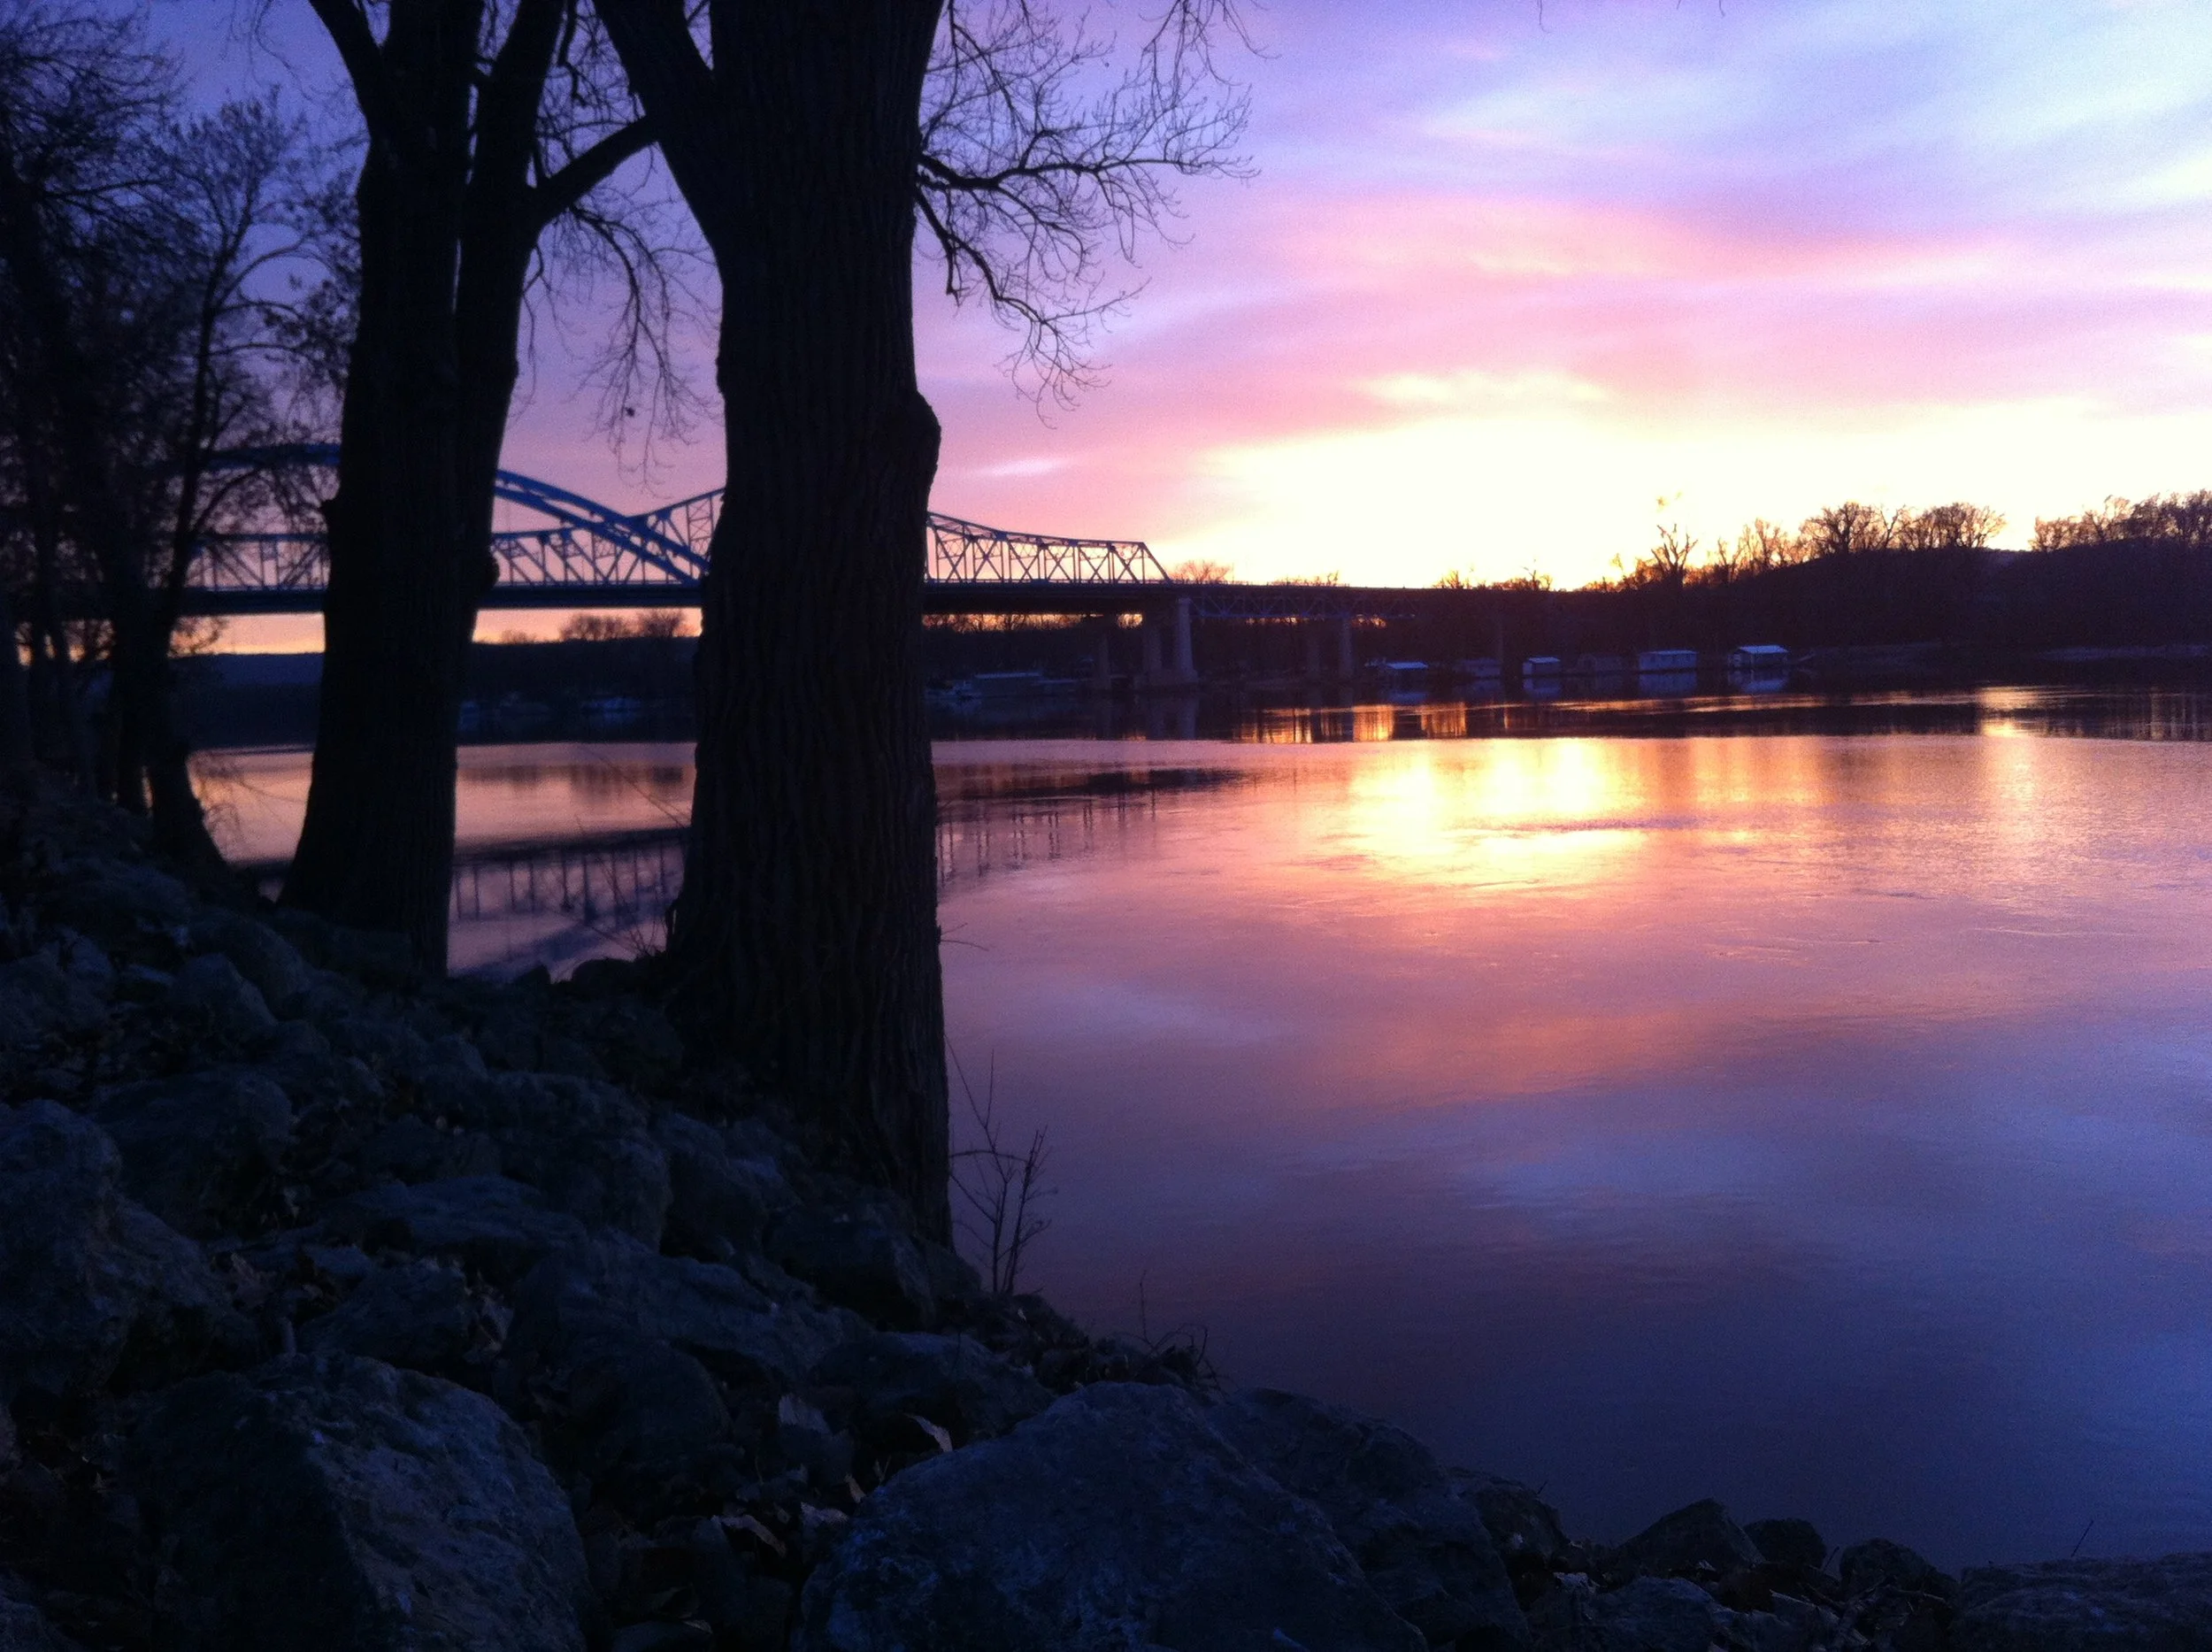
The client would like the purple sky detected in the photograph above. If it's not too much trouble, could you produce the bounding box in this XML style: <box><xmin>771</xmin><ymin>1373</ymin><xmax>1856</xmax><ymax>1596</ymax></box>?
<box><xmin>203</xmin><ymin>0</ymin><xmax>2212</xmax><ymax>638</ymax></box>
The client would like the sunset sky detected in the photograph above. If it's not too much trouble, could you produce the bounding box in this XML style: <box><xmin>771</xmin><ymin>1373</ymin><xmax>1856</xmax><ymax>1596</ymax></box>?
<box><xmin>205</xmin><ymin>0</ymin><xmax>2212</xmax><ymax>640</ymax></box>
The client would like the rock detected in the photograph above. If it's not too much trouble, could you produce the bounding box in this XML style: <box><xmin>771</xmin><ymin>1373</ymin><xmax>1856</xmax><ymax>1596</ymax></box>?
<box><xmin>298</xmin><ymin>1259</ymin><xmax>495</xmax><ymax>1375</ymax></box>
<box><xmin>0</xmin><ymin>1576</ymin><xmax>81</xmax><ymax>1651</ymax></box>
<box><xmin>491</xmin><ymin>1121</ymin><xmax>669</xmax><ymax>1246</ymax></box>
<box><xmin>563</xmin><ymin>995</ymin><xmax>686</xmax><ymax>1090</ymax></box>
<box><xmin>1745</xmin><ymin>1518</ymin><xmax>1829</xmax><ymax>1573</ymax></box>
<box><xmin>51</xmin><ymin>931</ymin><xmax>111</xmax><ymax>995</ymax></box>
<box><xmin>425</xmin><ymin>1072</ymin><xmax>669</xmax><ymax>1246</ymax></box>
<box><xmin>768</xmin><ymin>1204</ymin><xmax>934</xmax><ymax>1330</ymax></box>
<box><xmin>794</xmin><ymin>1382</ymin><xmax>1427</xmax><ymax>1652</ymax></box>
<box><xmin>1609</xmin><ymin>1499</ymin><xmax>1763</xmax><ymax>1580</ymax></box>
<box><xmin>1530</xmin><ymin>1576</ymin><xmax>1724</xmax><ymax>1652</ymax></box>
<box><xmin>809</xmin><ymin>1332</ymin><xmax>1052</xmax><ymax>1446</ymax></box>
<box><xmin>1840</xmin><ymin>1538</ymin><xmax>1956</xmax><ymax>1601</ymax></box>
<box><xmin>165</xmin><ymin>953</ymin><xmax>277</xmax><ymax>1041</ymax></box>
<box><xmin>504</xmin><ymin>1239</ymin><xmax>860</xmax><ymax>1491</ymax></box>
<box><xmin>128</xmin><ymin>1353</ymin><xmax>590</xmax><ymax>1651</ymax></box>
<box><xmin>357</xmin><ymin>1117</ymin><xmax>503</xmax><ymax>1185</ymax></box>
<box><xmin>1954</xmin><ymin>1553</ymin><xmax>2212</xmax><ymax>1650</ymax></box>
<box><xmin>47</xmin><ymin>858</ymin><xmax>190</xmax><ymax>942</ymax></box>
<box><xmin>0</xmin><ymin>1101</ymin><xmax>242</xmax><ymax>1403</ymax></box>
<box><xmin>319</xmin><ymin>1176</ymin><xmax>593</xmax><ymax>1285</ymax></box>
<box><xmin>554</xmin><ymin>1332</ymin><xmax>733</xmax><ymax>1487</ymax></box>
<box><xmin>114</xmin><ymin>963</ymin><xmax>173</xmax><ymax>1002</ymax></box>
<box><xmin>1456</xmin><ymin>1472</ymin><xmax>1572</xmax><ymax>1568</ymax></box>
<box><xmin>657</xmin><ymin>1113</ymin><xmax>794</xmax><ymax>1263</ymax></box>
<box><xmin>509</xmin><ymin>1239</ymin><xmax>858</xmax><ymax>1392</ymax></box>
<box><xmin>91</xmin><ymin>1069</ymin><xmax>292</xmax><ymax>1238</ymax></box>
<box><xmin>185</xmin><ymin>909</ymin><xmax>311</xmax><ymax>1013</ymax></box>
<box><xmin>323</xmin><ymin>1011</ymin><xmax>434</xmax><ymax>1072</ymax></box>
<box><xmin>1209</xmin><ymin>1387</ymin><xmax>1527</xmax><ymax>1648</ymax></box>
<box><xmin>266</xmin><ymin>907</ymin><xmax>417</xmax><ymax>988</ymax></box>
<box><xmin>0</xmin><ymin>954</ymin><xmax>104</xmax><ymax>1049</ymax></box>
<box><xmin>610</xmin><ymin>1625</ymin><xmax>712</xmax><ymax>1652</ymax></box>
<box><xmin>473</xmin><ymin>1001</ymin><xmax>604</xmax><ymax>1080</ymax></box>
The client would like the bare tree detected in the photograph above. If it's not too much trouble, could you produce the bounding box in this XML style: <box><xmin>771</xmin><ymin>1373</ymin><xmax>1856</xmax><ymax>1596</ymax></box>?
<box><xmin>2034</xmin><ymin>492</ymin><xmax>2212</xmax><ymax>552</ymax></box>
<box><xmin>279</xmin><ymin>0</ymin><xmax>676</xmax><ymax>968</ymax></box>
<box><xmin>1893</xmin><ymin>502</ymin><xmax>2005</xmax><ymax>551</ymax></box>
<box><xmin>593</xmin><ymin>0</ymin><xmax>1247</xmax><ymax>1233</ymax></box>
<box><xmin>0</xmin><ymin>8</ymin><xmax>334</xmax><ymax>854</ymax></box>
<box><xmin>949</xmin><ymin>1052</ymin><xmax>1053</xmax><ymax>1295</ymax></box>
<box><xmin>1800</xmin><ymin>501</ymin><xmax>1896</xmax><ymax>559</ymax></box>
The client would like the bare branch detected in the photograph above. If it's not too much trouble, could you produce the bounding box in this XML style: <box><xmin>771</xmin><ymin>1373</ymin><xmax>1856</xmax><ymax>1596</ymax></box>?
<box><xmin>918</xmin><ymin>0</ymin><xmax>1252</xmax><ymax>403</ymax></box>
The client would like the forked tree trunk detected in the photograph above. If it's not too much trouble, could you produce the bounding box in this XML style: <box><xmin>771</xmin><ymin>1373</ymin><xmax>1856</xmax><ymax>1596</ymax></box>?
<box><xmin>603</xmin><ymin>0</ymin><xmax>951</xmax><ymax>1236</ymax></box>
<box><xmin>284</xmin><ymin>0</ymin><xmax>644</xmax><ymax>970</ymax></box>
<box><xmin>281</xmin><ymin>77</ymin><xmax>482</xmax><ymax>968</ymax></box>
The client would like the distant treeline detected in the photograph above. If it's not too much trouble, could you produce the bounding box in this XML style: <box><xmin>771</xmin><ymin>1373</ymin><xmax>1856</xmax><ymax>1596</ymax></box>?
<box><xmin>1405</xmin><ymin>493</ymin><xmax>2212</xmax><ymax>664</ymax></box>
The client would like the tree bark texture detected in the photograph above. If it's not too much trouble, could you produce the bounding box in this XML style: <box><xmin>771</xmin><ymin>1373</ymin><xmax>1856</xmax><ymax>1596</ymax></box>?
<box><xmin>602</xmin><ymin>0</ymin><xmax>952</xmax><ymax>1236</ymax></box>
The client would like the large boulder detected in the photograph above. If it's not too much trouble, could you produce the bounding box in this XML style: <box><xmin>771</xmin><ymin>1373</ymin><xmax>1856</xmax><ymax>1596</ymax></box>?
<box><xmin>45</xmin><ymin>858</ymin><xmax>191</xmax><ymax>944</ymax></box>
<box><xmin>164</xmin><ymin>953</ymin><xmax>278</xmax><ymax>1042</ymax></box>
<box><xmin>0</xmin><ymin>954</ymin><xmax>105</xmax><ymax>1050</ymax></box>
<box><xmin>808</xmin><ymin>1332</ymin><xmax>1052</xmax><ymax>1448</ymax></box>
<box><xmin>1745</xmin><ymin>1518</ymin><xmax>1828</xmax><ymax>1573</ymax></box>
<box><xmin>298</xmin><ymin>1259</ymin><xmax>496</xmax><ymax>1377</ymax></box>
<box><xmin>1529</xmin><ymin>1576</ymin><xmax>1725</xmax><ymax>1652</ymax></box>
<box><xmin>1209</xmin><ymin>1388</ymin><xmax>1527</xmax><ymax>1648</ymax></box>
<box><xmin>1953</xmin><ymin>1553</ymin><xmax>2212</xmax><ymax>1650</ymax></box>
<box><xmin>128</xmin><ymin>1353</ymin><xmax>591</xmax><ymax>1652</ymax></box>
<box><xmin>0</xmin><ymin>1576</ymin><xmax>81</xmax><ymax>1651</ymax></box>
<box><xmin>91</xmin><ymin>1069</ymin><xmax>292</xmax><ymax>1238</ymax></box>
<box><xmin>1455</xmin><ymin>1471</ymin><xmax>1572</xmax><ymax>1568</ymax></box>
<box><xmin>503</xmin><ymin>1241</ymin><xmax>853</xmax><ymax>1494</ymax></box>
<box><xmin>265</xmin><ymin>908</ymin><xmax>416</xmax><ymax>988</ymax></box>
<box><xmin>508</xmin><ymin>1239</ymin><xmax>858</xmax><ymax>1393</ymax></box>
<box><xmin>185</xmin><ymin>909</ymin><xmax>311</xmax><ymax>1012</ymax></box>
<box><xmin>0</xmin><ymin>1101</ymin><xmax>242</xmax><ymax>1403</ymax></box>
<box><xmin>424</xmin><ymin>1072</ymin><xmax>670</xmax><ymax>1246</ymax></box>
<box><xmin>1840</xmin><ymin>1538</ymin><xmax>1956</xmax><ymax>1601</ymax></box>
<box><xmin>1609</xmin><ymin>1499</ymin><xmax>1763</xmax><ymax>1580</ymax></box>
<box><xmin>795</xmin><ymin>1382</ymin><xmax>1427</xmax><ymax>1652</ymax></box>
<box><xmin>768</xmin><ymin>1203</ymin><xmax>934</xmax><ymax>1330</ymax></box>
<box><xmin>656</xmin><ymin>1113</ymin><xmax>795</xmax><ymax>1263</ymax></box>
<box><xmin>318</xmin><ymin>1176</ymin><xmax>593</xmax><ymax>1286</ymax></box>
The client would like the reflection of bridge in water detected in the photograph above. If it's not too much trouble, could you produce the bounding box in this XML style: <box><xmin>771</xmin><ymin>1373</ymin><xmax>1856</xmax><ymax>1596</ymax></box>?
<box><xmin>434</xmin><ymin>770</ymin><xmax>1243</xmax><ymax>967</ymax></box>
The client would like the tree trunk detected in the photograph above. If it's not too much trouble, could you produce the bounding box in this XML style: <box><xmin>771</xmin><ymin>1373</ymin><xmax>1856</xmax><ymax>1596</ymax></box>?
<box><xmin>280</xmin><ymin>195</ymin><xmax>480</xmax><ymax>966</ymax></box>
<box><xmin>0</xmin><ymin>582</ymin><xmax>33</xmax><ymax>776</ymax></box>
<box><xmin>284</xmin><ymin>0</ymin><xmax>630</xmax><ymax>971</ymax></box>
<box><xmin>607</xmin><ymin>0</ymin><xmax>951</xmax><ymax>1236</ymax></box>
<box><xmin>281</xmin><ymin>4</ymin><xmax>485</xmax><ymax>969</ymax></box>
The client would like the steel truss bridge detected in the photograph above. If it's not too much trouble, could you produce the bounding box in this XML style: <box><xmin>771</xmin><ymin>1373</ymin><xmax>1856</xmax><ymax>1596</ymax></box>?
<box><xmin>181</xmin><ymin>446</ymin><xmax>1430</xmax><ymax>623</ymax></box>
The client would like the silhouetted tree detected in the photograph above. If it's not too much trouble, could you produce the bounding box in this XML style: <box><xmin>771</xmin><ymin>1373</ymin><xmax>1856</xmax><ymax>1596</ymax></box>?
<box><xmin>595</xmin><ymin>0</ymin><xmax>1246</xmax><ymax>1230</ymax></box>
<box><xmin>1798</xmin><ymin>500</ymin><xmax>1895</xmax><ymax>558</ymax></box>
<box><xmin>0</xmin><ymin>6</ymin><xmax>331</xmax><ymax>850</ymax></box>
<box><xmin>280</xmin><ymin>0</ymin><xmax>673</xmax><ymax>967</ymax></box>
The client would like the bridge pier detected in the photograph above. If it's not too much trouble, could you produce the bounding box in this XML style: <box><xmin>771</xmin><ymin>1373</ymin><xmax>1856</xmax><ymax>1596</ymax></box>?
<box><xmin>1138</xmin><ymin>598</ymin><xmax>1198</xmax><ymax>688</ymax></box>
<box><xmin>1092</xmin><ymin>617</ymin><xmax>1115</xmax><ymax>691</ymax></box>
<box><xmin>1171</xmin><ymin>597</ymin><xmax>1197</xmax><ymax>685</ymax></box>
<box><xmin>1335</xmin><ymin>615</ymin><xmax>1356</xmax><ymax>679</ymax></box>
<box><xmin>1303</xmin><ymin>622</ymin><xmax>1323</xmax><ymax>680</ymax></box>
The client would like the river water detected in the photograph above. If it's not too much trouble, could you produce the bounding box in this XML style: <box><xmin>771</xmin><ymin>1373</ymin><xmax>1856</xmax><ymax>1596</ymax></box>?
<box><xmin>195</xmin><ymin>685</ymin><xmax>2212</xmax><ymax>1567</ymax></box>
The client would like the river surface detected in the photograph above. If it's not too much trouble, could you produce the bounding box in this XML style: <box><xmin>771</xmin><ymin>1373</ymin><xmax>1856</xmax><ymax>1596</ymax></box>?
<box><xmin>195</xmin><ymin>686</ymin><xmax>2212</xmax><ymax>1567</ymax></box>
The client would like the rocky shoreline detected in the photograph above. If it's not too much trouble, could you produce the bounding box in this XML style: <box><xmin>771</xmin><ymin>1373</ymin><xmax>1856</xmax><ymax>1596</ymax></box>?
<box><xmin>0</xmin><ymin>780</ymin><xmax>2205</xmax><ymax>1651</ymax></box>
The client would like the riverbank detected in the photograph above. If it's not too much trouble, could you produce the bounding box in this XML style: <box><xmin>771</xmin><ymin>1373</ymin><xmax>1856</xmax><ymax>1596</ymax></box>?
<box><xmin>0</xmin><ymin>777</ymin><xmax>2204</xmax><ymax>1650</ymax></box>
